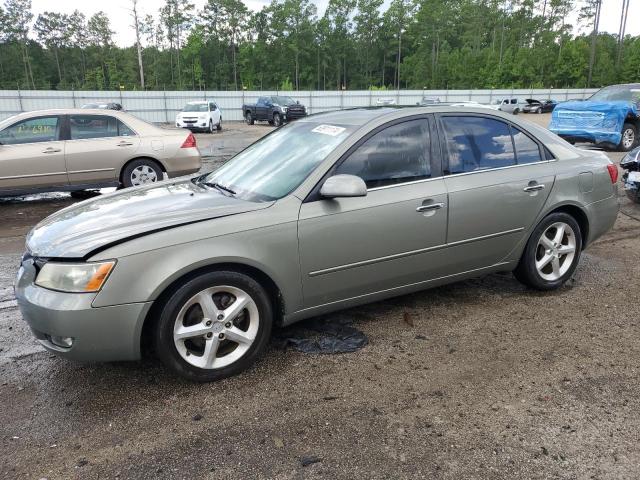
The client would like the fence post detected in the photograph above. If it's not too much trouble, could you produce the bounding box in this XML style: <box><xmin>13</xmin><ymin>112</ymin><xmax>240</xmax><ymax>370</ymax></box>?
<box><xmin>340</xmin><ymin>89</ymin><xmax>344</xmax><ymax>109</ymax></box>
<box><xmin>489</xmin><ymin>89</ymin><xmax>493</xmax><ymax>104</ymax></box>
<box><xmin>163</xmin><ymin>86</ymin><xmax>169</xmax><ymax>123</ymax></box>
<box><xmin>17</xmin><ymin>84</ymin><xmax>23</xmax><ymax>112</ymax></box>
<box><xmin>308</xmin><ymin>91</ymin><xmax>312</xmax><ymax>114</ymax></box>
<box><xmin>369</xmin><ymin>89</ymin><xmax>373</xmax><ymax>107</ymax></box>
<box><xmin>71</xmin><ymin>86</ymin><xmax>77</xmax><ymax>108</ymax></box>
<box><xmin>396</xmin><ymin>88</ymin><xmax>400</xmax><ymax>105</ymax></box>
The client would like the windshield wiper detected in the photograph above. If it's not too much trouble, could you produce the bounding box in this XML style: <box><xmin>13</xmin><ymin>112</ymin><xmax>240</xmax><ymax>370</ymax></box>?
<box><xmin>203</xmin><ymin>181</ymin><xmax>236</xmax><ymax>195</ymax></box>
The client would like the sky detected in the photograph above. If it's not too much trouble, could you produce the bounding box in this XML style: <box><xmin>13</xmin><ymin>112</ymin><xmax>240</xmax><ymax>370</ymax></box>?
<box><xmin>30</xmin><ymin>0</ymin><xmax>639</xmax><ymax>48</ymax></box>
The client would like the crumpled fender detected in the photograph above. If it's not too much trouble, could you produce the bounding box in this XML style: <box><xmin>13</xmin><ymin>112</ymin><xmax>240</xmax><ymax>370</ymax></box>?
<box><xmin>549</xmin><ymin>100</ymin><xmax>638</xmax><ymax>146</ymax></box>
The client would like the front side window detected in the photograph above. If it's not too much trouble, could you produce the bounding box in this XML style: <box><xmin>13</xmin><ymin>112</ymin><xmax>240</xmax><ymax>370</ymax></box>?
<box><xmin>0</xmin><ymin>116</ymin><xmax>59</xmax><ymax>145</ymax></box>
<box><xmin>201</xmin><ymin>121</ymin><xmax>354</xmax><ymax>201</ymax></box>
<box><xmin>70</xmin><ymin>115</ymin><xmax>118</xmax><ymax>140</ymax></box>
<box><xmin>335</xmin><ymin>119</ymin><xmax>431</xmax><ymax>189</ymax></box>
<box><xmin>441</xmin><ymin>116</ymin><xmax>515</xmax><ymax>173</ymax></box>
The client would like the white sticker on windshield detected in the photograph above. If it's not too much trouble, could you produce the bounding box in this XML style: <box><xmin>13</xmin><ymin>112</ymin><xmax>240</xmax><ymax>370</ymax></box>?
<box><xmin>312</xmin><ymin>124</ymin><xmax>346</xmax><ymax>136</ymax></box>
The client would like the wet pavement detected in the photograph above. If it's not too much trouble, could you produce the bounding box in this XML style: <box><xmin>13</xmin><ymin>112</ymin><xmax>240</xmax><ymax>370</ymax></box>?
<box><xmin>2</xmin><ymin>116</ymin><xmax>640</xmax><ymax>479</ymax></box>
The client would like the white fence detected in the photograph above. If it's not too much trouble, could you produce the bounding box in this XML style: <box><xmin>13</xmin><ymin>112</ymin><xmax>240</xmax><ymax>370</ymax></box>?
<box><xmin>0</xmin><ymin>88</ymin><xmax>598</xmax><ymax>123</ymax></box>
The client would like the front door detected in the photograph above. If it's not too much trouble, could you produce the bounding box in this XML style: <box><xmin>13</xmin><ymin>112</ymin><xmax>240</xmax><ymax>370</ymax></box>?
<box><xmin>0</xmin><ymin>115</ymin><xmax>66</xmax><ymax>193</ymax></box>
<box><xmin>438</xmin><ymin>114</ymin><xmax>555</xmax><ymax>272</ymax></box>
<box><xmin>298</xmin><ymin>116</ymin><xmax>449</xmax><ymax>308</ymax></box>
<box><xmin>65</xmin><ymin>114</ymin><xmax>141</xmax><ymax>185</ymax></box>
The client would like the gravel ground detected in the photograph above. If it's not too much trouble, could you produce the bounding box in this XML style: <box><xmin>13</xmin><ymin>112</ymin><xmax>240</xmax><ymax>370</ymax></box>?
<box><xmin>2</xmin><ymin>115</ymin><xmax>640</xmax><ymax>479</ymax></box>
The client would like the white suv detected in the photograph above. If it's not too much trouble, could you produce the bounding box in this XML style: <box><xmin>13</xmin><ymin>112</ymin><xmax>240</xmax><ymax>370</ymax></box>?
<box><xmin>176</xmin><ymin>101</ymin><xmax>222</xmax><ymax>133</ymax></box>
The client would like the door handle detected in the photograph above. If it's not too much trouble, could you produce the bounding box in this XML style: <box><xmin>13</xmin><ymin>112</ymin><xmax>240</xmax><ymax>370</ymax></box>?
<box><xmin>416</xmin><ymin>202</ymin><xmax>445</xmax><ymax>212</ymax></box>
<box><xmin>523</xmin><ymin>184</ymin><xmax>545</xmax><ymax>192</ymax></box>
<box><xmin>117</xmin><ymin>141</ymin><xmax>134</xmax><ymax>147</ymax></box>
<box><xmin>42</xmin><ymin>147</ymin><xmax>61</xmax><ymax>153</ymax></box>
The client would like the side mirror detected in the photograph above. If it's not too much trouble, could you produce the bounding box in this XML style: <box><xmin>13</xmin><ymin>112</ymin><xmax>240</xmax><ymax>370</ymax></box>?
<box><xmin>320</xmin><ymin>175</ymin><xmax>367</xmax><ymax>199</ymax></box>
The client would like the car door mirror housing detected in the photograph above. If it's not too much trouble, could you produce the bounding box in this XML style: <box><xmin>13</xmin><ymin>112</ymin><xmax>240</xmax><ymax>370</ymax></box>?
<box><xmin>320</xmin><ymin>175</ymin><xmax>367</xmax><ymax>199</ymax></box>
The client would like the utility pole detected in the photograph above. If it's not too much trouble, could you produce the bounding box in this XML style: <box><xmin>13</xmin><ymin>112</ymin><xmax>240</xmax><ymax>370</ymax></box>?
<box><xmin>616</xmin><ymin>0</ymin><xmax>630</xmax><ymax>67</ymax></box>
<box><xmin>132</xmin><ymin>0</ymin><xmax>145</xmax><ymax>89</ymax></box>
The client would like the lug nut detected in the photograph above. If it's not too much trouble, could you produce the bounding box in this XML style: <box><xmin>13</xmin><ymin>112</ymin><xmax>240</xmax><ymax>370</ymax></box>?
<box><xmin>205</xmin><ymin>320</ymin><xmax>212</xmax><ymax>326</ymax></box>
<box><xmin>218</xmin><ymin>333</ymin><xmax>225</xmax><ymax>339</ymax></box>
<box><xmin>217</xmin><ymin>314</ymin><xmax>224</xmax><ymax>320</ymax></box>
<box><xmin>225</xmin><ymin>322</ymin><xmax>231</xmax><ymax>328</ymax></box>
<box><xmin>206</xmin><ymin>332</ymin><xmax>213</xmax><ymax>338</ymax></box>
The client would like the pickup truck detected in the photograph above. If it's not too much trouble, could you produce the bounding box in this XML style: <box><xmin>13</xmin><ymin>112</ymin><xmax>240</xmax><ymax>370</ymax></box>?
<box><xmin>243</xmin><ymin>96</ymin><xmax>307</xmax><ymax>127</ymax></box>
<box><xmin>550</xmin><ymin>83</ymin><xmax>640</xmax><ymax>151</ymax></box>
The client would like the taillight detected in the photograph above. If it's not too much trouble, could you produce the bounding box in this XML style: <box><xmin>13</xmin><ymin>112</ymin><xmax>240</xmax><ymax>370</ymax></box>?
<box><xmin>181</xmin><ymin>133</ymin><xmax>197</xmax><ymax>148</ymax></box>
<box><xmin>607</xmin><ymin>163</ymin><xmax>619</xmax><ymax>183</ymax></box>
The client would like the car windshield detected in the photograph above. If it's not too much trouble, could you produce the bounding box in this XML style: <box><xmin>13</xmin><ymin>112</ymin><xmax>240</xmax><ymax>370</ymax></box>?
<box><xmin>183</xmin><ymin>104</ymin><xmax>208</xmax><ymax>112</ymax></box>
<box><xmin>273</xmin><ymin>96</ymin><xmax>295</xmax><ymax>105</ymax></box>
<box><xmin>590</xmin><ymin>85</ymin><xmax>640</xmax><ymax>104</ymax></box>
<box><xmin>199</xmin><ymin>121</ymin><xmax>354</xmax><ymax>202</ymax></box>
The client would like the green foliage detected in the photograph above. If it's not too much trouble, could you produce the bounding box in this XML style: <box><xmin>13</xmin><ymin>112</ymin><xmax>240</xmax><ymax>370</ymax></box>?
<box><xmin>0</xmin><ymin>0</ymin><xmax>638</xmax><ymax>90</ymax></box>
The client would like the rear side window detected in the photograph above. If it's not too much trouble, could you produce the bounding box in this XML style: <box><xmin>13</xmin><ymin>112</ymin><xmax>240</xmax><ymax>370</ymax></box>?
<box><xmin>117</xmin><ymin>120</ymin><xmax>135</xmax><ymax>136</ymax></box>
<box><xmin>335</xmin><ymin>119</ymin><xmax>431</xmax><ymax>189</ymax></box>
<box><xmin>0</xmin><ymin>116</ymin><xmax>59</xmax><ymax>145</ymax></box>
<box><xmin>441</xmin><ymin>116</ymin><xmax>515</xmax><ymax>173</ymax></box>
<box><xmin>70</xmin><ymin>115</ymin><xmax>118</xmax><ymax>140</ymax></box>
<box><xmin>512</xmin><ymin>127</ymin><xmax>542</xmax><ymax>164</ymax></box>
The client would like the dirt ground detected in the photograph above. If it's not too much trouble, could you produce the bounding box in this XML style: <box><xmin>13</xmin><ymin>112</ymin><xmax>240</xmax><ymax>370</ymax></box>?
<box><xmin>2</xmin><ymin>114</ymin><xmax>640</xmax><ymax>479</ymax></box>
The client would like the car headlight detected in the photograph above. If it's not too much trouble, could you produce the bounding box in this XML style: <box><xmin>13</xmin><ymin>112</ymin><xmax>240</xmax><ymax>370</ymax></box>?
<box><xmin>35</xmin><ymin>261</ymin><xmax>116</xmax><ymax>293</ymax></box>
<box><xmin>282</xmin><ymin>106</ymin><xmax>288</xmax><ymax>112</ymax></box>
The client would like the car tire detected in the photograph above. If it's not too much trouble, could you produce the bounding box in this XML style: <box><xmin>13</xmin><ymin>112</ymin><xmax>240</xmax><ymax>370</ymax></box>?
<box><xmin>154</xmin><ymin>271</ymin><xmax>273</xmax><ymax>382</ymax></box>
<box><xmin>121</xmin><ymin>159</ymin><xmax>163</xmax><ymax>188</ymax></box>
<box><xmin>618</xmin><ymin>123</ymin><xmax>637</xmax><ymax>152</ymax></box>
<box><xmin>513</xmin><ymin>108</ymin><xmax>519</xmax><ymax>115</ymax></box>
<box><xmin>245</xmin><ymin>112</ymin><xmax>254</xmax><ymax>125</ymax></box>
<box><xmin>216</xmin><ymin>117</ymin><xmax>222</xmax><ymax>131</ymax></box>
<box><xmin>514</xmin><ymin>212</ymin><xmax>582</xmax><ymax>291</ymax></box>
<box><xmin>536</xmin><ymin>107</ymin><xmax>542</xmax><ymax>114</ymax></box>
<box><xmin>273</xmin><ymin>112</ymin><xmax>282</xmax><ymax>127</ymax></box>
<box><xmin>208</xmin><ymin>120</ymin><xmax>214</xmax><ymax>134</ymax></box>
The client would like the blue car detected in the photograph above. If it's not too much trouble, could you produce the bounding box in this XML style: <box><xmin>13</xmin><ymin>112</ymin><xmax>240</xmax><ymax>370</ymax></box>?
<box><xmin>550</xmin><ymin>83</ymin><xmax>640</xmax><ymax>152</ymax></box>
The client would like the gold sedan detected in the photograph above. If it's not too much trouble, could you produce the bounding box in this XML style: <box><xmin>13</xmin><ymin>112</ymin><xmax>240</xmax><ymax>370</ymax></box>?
<box><xmin>0</xmin><ymin>109</ymin><xmax>202</xmax><ymax>196</ymax></box>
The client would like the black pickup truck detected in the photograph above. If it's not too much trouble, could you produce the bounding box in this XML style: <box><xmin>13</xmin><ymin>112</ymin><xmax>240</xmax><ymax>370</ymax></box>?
<box><xmin>243</xmin><ymin>96</ymin><xmax>307</xmax><ymax>127</ymax></box>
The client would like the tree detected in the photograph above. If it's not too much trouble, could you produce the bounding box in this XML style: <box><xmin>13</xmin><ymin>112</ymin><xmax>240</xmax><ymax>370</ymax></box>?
<box><xmin>4</xmin><ymin>0</ymin><xmax>35</xmax><ymax>88</ymax></box>
<box><xmin>131</xmin><ymin>0</ymin><xmax>145</xmax><ymax>89</ymax></box>
<box><xmin>34</xmin><ymin>11</ymin><xmax>70</xmax><ymax>84</ymax></box>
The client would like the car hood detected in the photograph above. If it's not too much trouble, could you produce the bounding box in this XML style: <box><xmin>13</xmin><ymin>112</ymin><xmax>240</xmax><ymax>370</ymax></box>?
<box><xmin>26</xmin><ymin>178</ymin><xmax>273</xmax><ymax>259</ymax></box>
<box><xmin>524</xmin><ymin>99</ymin><xmax>541</xmax><ymax>105</ymax></box>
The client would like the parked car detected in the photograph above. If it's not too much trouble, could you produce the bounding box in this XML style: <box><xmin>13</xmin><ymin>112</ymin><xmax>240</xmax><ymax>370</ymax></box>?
<box><xmin>0</xmin><ymin>109</ymin><xmax>201</xmax><ymax>196</ymax></box>
<box><xmin>243</xmin><ymin>96</ymin><xmax>307</xmax><ymax>127</ymax></box>
<box><xmin>550</xmin><ymin>83</ymin><xmax>640</xmax><ymax>151</ymax></box>
<box><xmin>620</xmin><ymin>145</ymin><xmax>640</xmax><ymax>202</ymax></box>
<box><xmin>522</xmin><ymin>99</ymin><xmax>558</xmax><ymax>114</ymax></box>
<box><xmin>416</xmin><ymin>96</ymin><xmax>442</xmax><ymax>106</ymax></box>
<box><xmin>15</xmin><ymin>107</ymin><xmax>618</xmax><ymax>381</ymax></box>
<box><xmin>176</xmin><ymin>101</ymin><xmax>222</xmax><ymax>133</ymax></box>
<box><xmin>81</xmin><ymin>102</ymin><xmax>124</xmax><ymax>111</ymax></box>
<box><xmin>490</xmin><ymin>98</ymin><xmax>523</xmax><ymax>114</ymax></box>
<box><xmin>376</xmin><ymin>98</ymin><xmax>397</xmax><ymax>106</ymax></box>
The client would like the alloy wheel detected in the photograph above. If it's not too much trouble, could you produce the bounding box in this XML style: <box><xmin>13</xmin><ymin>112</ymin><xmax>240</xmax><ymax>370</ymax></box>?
<box><xmin>130</xmin><ymin>165</ymin><xmax>158</xmax><ymax>186</ymax></box>
<box><xmin>535</xmin><ymin>222</ymin><xmax>576</xmax><ymax>281</ymax></box>
<box><xmin>622</xmin><ymin>128</ymin><xmax>635</xmax><ymax>150</ymax></box>
<box><xmin>173</xmin><ymin>285</ymin><xmax>259</xmax><ymax>370</ymax></box>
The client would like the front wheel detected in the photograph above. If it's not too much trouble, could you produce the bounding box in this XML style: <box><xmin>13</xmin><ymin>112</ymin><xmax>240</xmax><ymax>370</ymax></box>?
<box><xmin>208</xmin><ymin>119</ymin><xmax>214</xmax><ymax>134</ymax></box>
<box><xmin>245</xmin><ymin>112</ymin><xmax>254</xmax><ymax>125</ymax></box>
<box><xmin>618</xmin><ymin>123</ymin><xmax>637</xmax><ymax>152</ymax></box>
<box><xmin>216</xmin><ymin>117</ymin><xmax>222</xmax><ymax>131</ymax></box>
<box><xmin>272</xmin><ymin>112</ymin><xmax>282</xmax><ymax>127</ymax></box>
<box><xmin>536</xmin><ymin>107</ymin><xmax>542</xmax><ymax>114</ymax></box>
<box><xmin>514</xmin><ymin>213</ymin><xmax>582</xmax><ymax>291</ymax></box>
<box><xmin>154</xmin><ymin>271</ymin><xmax>273</xmax><ymax>382</ymax></box>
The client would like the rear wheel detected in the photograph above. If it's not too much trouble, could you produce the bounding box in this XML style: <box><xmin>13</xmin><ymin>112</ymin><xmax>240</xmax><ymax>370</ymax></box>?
<box><xmin>245</xmin><ymin>112</ymin><xmax>254</xmax><ymax>125</ymax></box>
<box><xmin>514</xmin><ymin>212</ymin><xmax>582</xmax><ymax>291</ymax></box>
<box><xmin>122</xmin><ymin>159</ymin><xmax>163</xmax><ymax>188</ymax></box>
<box><xmin>618</xmin><ymin>123</ymin><xmax>636</xmax><ymax>152</ymax></box>
<box><xmin>154</xmin><ymin>271</ymin><xmax>273</xmax><ymax>382</ymax></box>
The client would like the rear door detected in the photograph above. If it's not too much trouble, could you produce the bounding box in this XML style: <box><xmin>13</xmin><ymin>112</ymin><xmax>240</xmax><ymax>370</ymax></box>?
<box><xmin>0</xmin><ymin>115</ymin><xmax>67</xmax><ymax>193</ymax></box>
<box><xmin>65</xmin><ymin>114</ymin><xmax>141</xmax><ymax>186</ymax></box>
<box><xmin>298</xmin><ymin>116</ymin><xmax>449</xmax><ymax>307</ymax></box>
<box><xmin>255</xmin><ymin>97</ymin><xmax>268</xmax><ymax>120</ymax></box>
<box><xmin>437</xmin><ymin>114</ymin><xmax>555</xmax><ymax>272</ymax></box>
